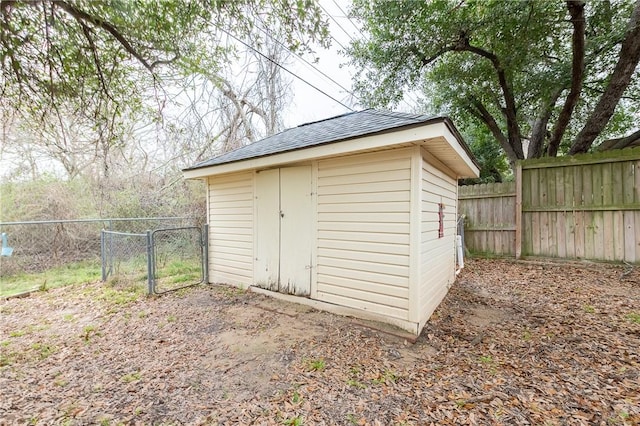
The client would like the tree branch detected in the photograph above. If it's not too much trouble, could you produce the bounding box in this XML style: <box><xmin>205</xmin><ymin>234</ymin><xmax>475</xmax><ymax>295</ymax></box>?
<box><xmin>529</xmin><ymin>87</ymin><xmax>563</xmax><ymax>158</ymax></box>
<box><xmin>468</xmin><ymin>97</ymin><xmax>519</xmax><ymax>166</ymax></box>
<box><xmin>547</xmin><ymin>0</ymin><xmax>586</xmax><ymax>156</ymax></box>
<box><xmin>570</xmin><ymin>0</ymin><xmax>640</xmax><ymax>154</ymax></box>
<box><xmin>455</xmin><ymin>35</ymin><xmax>524</xmax><ymax>159</ymax></box>
<box><xmin>54</xmin><ymin>0</ymin><xmax>154</xmax><ymax>72</ymax></box>
<box><xmin>597</xmin><ymin>128</ymin><xmax>640</xmax><ymax>151</ymax></box>
<box><xmin>79</xmin><ymin>21</ymin><xmax>113</xmax><ymax>102</ymax></box>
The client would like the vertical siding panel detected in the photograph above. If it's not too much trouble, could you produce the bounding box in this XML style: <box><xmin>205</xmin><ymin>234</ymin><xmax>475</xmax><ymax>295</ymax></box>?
<box><xmin>420</xmin><ymin>149</ymin><xmax>457</xmax><ymax>327</ymax></box>
<box><xmin>316</xmin><ymin>149</ymin><xmax>412</xmax><ymax>320</ymax></box>
<box><xmin>208</xmin><ymin>172</ymin><xmax>254</xmax><ymax>286</ymax></box>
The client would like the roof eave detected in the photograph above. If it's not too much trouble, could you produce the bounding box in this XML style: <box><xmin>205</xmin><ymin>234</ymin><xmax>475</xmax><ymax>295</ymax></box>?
<box><xmin>183</xmin><ymin>118</ymin><xmax>480</xmax><ymax>180</ymax></box>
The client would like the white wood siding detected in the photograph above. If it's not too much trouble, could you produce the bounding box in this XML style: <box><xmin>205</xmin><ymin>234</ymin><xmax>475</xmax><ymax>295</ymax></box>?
<box><xmin>208</xmin><ymin>172</ymin><xmax>254</xmax><ymax>286</ymax></box>
<box><xmin>316</xmin><ymin>149</ymin><xmax>412</xmax><ymax>320</ymax></box>
<box><xmin>420</xmin><ymin>149</ymin><xmax>457</xmax><ymax>322</ymax></box>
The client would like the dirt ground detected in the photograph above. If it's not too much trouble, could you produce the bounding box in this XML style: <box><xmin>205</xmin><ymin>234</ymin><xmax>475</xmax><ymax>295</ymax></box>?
<box><xmin>1</xmin><ymin>258</ymin><xmax>639</xmax><ymax>425</ymax></box>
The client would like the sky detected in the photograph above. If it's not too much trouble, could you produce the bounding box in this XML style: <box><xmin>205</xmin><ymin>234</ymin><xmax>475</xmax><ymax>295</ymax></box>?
<box><xmin>282</xmin><ymin>0</ymin><xmax>417</xmax><ymax>127</ymax></box>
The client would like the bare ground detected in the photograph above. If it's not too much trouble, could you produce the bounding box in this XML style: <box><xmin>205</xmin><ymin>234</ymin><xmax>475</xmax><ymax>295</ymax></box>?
<box><xmin>1</xmin><ymin>258</ymin><xmax>639</xmax><ymax>425</ymax></box>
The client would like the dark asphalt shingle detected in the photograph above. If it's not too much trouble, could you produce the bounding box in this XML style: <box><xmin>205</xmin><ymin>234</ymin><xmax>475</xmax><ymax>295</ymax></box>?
<box><xmin>184</xmin><ymin>109</ymin><xmax>445</xmax><ymax>170</ymax></box>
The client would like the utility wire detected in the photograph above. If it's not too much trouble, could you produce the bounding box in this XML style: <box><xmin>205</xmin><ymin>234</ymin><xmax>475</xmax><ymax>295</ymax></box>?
<box><xmin>324</xmin><ymin>0</ymin><xmax>423</xmax><ymax>109</ymax></box>
<box><xmin>252</xmin><ymin>24</ymin><xmax>361</xmax><ymax>106</ymax></box>
<box><xmin>218</xmin><ymin>28</ymin><xmax>354</xmax><ymax>112</ymax></box>
<box><xmin>319</xmin><ymin>2</ymin><xmax>357</xmax><ymax>46</ymax></box>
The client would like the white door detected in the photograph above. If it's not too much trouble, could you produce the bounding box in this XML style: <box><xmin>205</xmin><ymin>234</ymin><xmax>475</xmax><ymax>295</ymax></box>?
<box><xmin>280</xmin><ymin>166</ymin><xmax>313</xmax><ymax>296</ymax></box>
<box><xmin>254</xmin><ymin>166</ymin><xmax>312</xmax><ymax>296</ymax></box>
<box><xmin>255</xmin><ymin>169</ymin><xmax>280</xmax><ymax>291</ymax></box>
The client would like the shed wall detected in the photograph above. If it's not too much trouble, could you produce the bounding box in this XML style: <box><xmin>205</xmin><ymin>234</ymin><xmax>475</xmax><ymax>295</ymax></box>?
<box><xmin>420</xmin><ymin>150</ymin><xmax>457</xmax><ymax>323</ymax></box>
<box><xmin>207</xmin><ymin>171</ymin><xmax>254</xmax><ymax>286</ymax></box>
<box><xmin>315</xmin><ymin>149</ymin><xmax>412</xmax><ymax>320</ymax></box>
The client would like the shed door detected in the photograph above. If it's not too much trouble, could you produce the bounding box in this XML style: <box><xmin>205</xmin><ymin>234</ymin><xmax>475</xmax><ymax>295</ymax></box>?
<box><xmin>255</xmin><ymin>166</ymin><xmax>312</xmax><ymax>296</ymax></box>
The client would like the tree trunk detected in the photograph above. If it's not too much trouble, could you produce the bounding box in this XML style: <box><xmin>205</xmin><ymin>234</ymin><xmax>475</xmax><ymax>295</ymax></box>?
<box><xmin>546</xmin><ymin>0</ymin><xmax>585</xmax><ymax>156</ymax></box>
<box><xmin>529</xmin><ymin>88</ymin><xmax>563</xmax><ymax>158</ymax></box>
<box><xmin>569</xmin><ymin>0</ymin><xmax>640</xmax><ymax>154</ymax></box>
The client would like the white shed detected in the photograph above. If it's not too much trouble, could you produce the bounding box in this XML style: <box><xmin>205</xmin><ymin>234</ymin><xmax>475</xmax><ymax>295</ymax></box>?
<box><xmin>184</xmin><ymin>110</ymin><xmax>479</xmax><ymax>335</ymax></box>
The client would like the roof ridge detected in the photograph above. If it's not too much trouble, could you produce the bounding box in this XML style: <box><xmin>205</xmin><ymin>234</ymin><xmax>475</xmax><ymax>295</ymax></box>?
<box><xmin>296</xmin><ymin>109</ymin><xmax>368</xmax><ymax>128</ymax></box>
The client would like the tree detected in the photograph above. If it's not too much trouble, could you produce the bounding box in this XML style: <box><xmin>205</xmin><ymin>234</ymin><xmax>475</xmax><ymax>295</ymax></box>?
<box><xmin>347</xmin><ymin>0</ymin><xmax>640</xmax><ymax>169</ymax></box>
<box><xmin>0</xmin><ymin>0</ymin><xmax>328</xmax><ymax>179</ymax></box>
<box><xmin>0</xmin><ymin>0</ymin><xmax>328</xmax><ymax>150</ymax></box>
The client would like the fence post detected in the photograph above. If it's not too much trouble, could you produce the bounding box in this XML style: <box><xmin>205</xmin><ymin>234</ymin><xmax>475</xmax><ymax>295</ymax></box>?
<box><xmin>146</xmin><ymin>230</ymin><xmax>154</xmax><ymax>295</ymax></box>
<box><xmin>100</xmin><ymin>230</ymin><xmax>106</xmax><ymax>282</ymax></box>
<box><xmin>515</xmin><ymin>162</ymin><xmax>523</xmax><ymax>259</ymax></box>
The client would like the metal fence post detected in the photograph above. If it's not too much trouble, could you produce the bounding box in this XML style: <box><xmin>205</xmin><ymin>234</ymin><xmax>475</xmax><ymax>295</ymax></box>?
<box><xmin>146</xmin><ymin>230</ymin><xmax>154</xmax><ymax>295</ymax></box>
<box><xmin>100</xmin><ymin>230</ymin><xmax>106</xmax><ymax>282</ymax></box>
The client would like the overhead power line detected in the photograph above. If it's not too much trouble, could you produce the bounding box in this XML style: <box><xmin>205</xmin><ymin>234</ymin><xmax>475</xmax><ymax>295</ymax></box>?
<box><xmin>323</xmin><ymin>0</ymin><xmax>423</xmax><ymax>109</ymax></box>
<box><xmin>252</xmin><ymin>24</ymin><xmax>361</xmax><ymax>107</ymax></box>
<box><xmin>218</xmin><ymin>28</ymin><xmax>354</xmax><ymax>112</ymax></box>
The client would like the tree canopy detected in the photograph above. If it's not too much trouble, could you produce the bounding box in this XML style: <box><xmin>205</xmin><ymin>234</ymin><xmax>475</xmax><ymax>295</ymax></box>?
<box><xmin>348</xmin><ymin>0</ymin><xmax>640</xmax><ymax>169</ymax></box>
<box><xmin>1</xmin><ymin>0</ymin><xmax>327</xmax><ymax>115</ymax></box>
<box><xmin>0</xmin><ymin>0</ymin><xmax>329</xmax><ymax>180</ymax></box>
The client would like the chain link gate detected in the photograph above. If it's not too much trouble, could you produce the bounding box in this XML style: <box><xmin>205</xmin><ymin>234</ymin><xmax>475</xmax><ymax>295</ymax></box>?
<box><xmin>101</xmin><ymin>225</ymin><xmax>208</xmax><ymax>294</ymax></box>
<box><xmin>150</xmin><ymin>226</ymin><xmax>207</xmax><ymax>294</ymax></box>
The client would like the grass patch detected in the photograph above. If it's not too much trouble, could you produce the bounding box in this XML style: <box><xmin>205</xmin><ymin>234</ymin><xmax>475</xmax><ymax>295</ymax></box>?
<box><xmin>31</xmin><ymin>342</ymin><xmax>56</xmax><ymax>360</ymax></box>
<box><xmin>121</xmin><ymin>371</ymin><xmax>142</xmax><ymax>383</ymax></box>
<box><xmin>626</xmin><ymin>312</ymin><xmax>640</xmax><ymax>324</ymax></box>
<box><xmin>372</xmin><ymin>369</ymin><xmax>399</xmax><ymax>385</ymax></box>
<box><xmin>305</xmin><ymin>358</ymin><xmax>326</xmax><ymax>372</ymax></box>
<box><xmin>0</xmin><ymin>260</ymin><xmax>100</xmax><ymax>297</ymax></box>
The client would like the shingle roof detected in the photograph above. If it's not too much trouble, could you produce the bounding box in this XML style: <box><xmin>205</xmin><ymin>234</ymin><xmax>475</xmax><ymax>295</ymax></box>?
<box><xmin>184</xmin><ymin>109</ymin><xmax>446</xmax><ymax>171</ymax></box>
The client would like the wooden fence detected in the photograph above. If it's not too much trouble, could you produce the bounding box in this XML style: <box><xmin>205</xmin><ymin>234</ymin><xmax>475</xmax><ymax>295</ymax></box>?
<box><xmin>459</xmin><ymin>147</ymin><xmax>640</xmax><ymax>263</ymax></box>
<box><xmin>458</xmin><ymin>182</ymin><xmax>517</xmax><ymax>255</ymax></box>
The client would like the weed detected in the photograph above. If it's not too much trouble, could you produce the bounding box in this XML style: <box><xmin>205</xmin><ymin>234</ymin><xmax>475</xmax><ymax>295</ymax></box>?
<box><xmin>478</xmin><ymin>355</ymin><xmax>493</xmax><ymax>364</ymax></box>
<box><xmin>291</xmin><ymin>390</ymin><xmax>301</xmax><ymax>404</ymax></box>
<box><xmin>348</xmin><ymin>366</ymin><xmax>361</xmax><ymax>375</ymax></box>
<box><xmin>39</xmin><ymin>280</ymin><xmax>48</xmax><ymax>292</ymax></box>
<box><xmin>62</xmin><ymin>314</ymin><xmax>75</xmax><ymax>322</ymax></box>
<box><xmin>9</xmin><ymin>329</ymin><xmax>28</xmax><ymax>338</ymax></box>
<box><xmin>167</xmin><ymin>315</ymin><xmax>176</xmax><ymax>323</ymax></box>
<box><xmin>283</xmin><ymin>416</ymin><xmax>303</xmax><ymax>426</ymax></box>
<box><xmin>372</xmin><ymin>369</ymin><xmax>399</xmax><ymax>385</ymax></box>
<box><xmin>0</xmin><ymin>341</ymin><xmax>9</xmax><ymax>347</ymax></box>
<box><xmin>346</xmin><ymin>414</ymin><xmax>359</xmax><ymax>425</ymax></box>
<box><xmin>0</xmin><ymin>351</ymin><xmax>17</xmax><ymax>366</ymax></box>
<box><xmin>138</xmin><ymin>311</ymin><xmax>148</xmax><ymax>318</ymax></box>
<box><xmin>121</xmin><ymin>371</ymin><xmax>142</xmax><ymax>383</ymax></box>
<box><xmin>626</xmin><ymin>312</ymin><xmax>640</xmax><ymax>324</ymax></box>
<box><xmin>98</xmin><ymin>286</ymin><xmax>141</xmax><ymax>306</ymax></box>
<box><xmin>31</xmin><ymin>343</ymin><xmax>56</xmax><ymax>360</ymax></box>
<box><xmin>522</xmin><ymin>330</ymin><xmax>532</xmax><ymax>341</ymax></box>
<box><xmin>82</xmin><ymin>325</ymin><xmax>98</xmax><ymax>342</ymax></box>
<box><xmin>347</xmin><ymin>379</ymin><xmax>366</xmax><ymax>389</ymax></box>
<box><xmin>219</xmin><ymin>285</ymin><xmax>246</xmax><ymax>298</ymax></box>
<box><xmin>583</xmin><ymin>305</ymin><xmax>595</xmax><ymax>313</ymax></box>
<box><xmin>306</xmin><ymin>358</ymin><xmax>326</xmax><ymax>372</ymax></box>
<box><xmin>54</xmin><ymin>377</ymin><xmax>68</xmax><ymax>387</ymax></box>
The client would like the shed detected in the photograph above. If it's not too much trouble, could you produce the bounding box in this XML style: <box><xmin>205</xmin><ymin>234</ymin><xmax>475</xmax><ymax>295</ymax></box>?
<box><xmin>184</xmin><ymin>109</ymin><xmax>479</xmax><ymax>335</ymax></box>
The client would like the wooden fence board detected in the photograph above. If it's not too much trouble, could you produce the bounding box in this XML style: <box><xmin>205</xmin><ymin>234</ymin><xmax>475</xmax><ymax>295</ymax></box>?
<box><xmin>459</xmin><ymin>146</ymin><xmax>640</xmax><ymax>263</ymax></box>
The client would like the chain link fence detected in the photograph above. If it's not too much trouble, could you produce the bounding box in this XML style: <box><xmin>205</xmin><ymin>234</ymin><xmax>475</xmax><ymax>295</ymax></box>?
<box><xmin>0</xmin><ymin>218</ymin><xmax>201</xmax><ymax>297</ymax></box>
<box><xmin>101</xmin><ymin>226</ymin><xmax>207</xmax><ymax>294</ymax></box>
